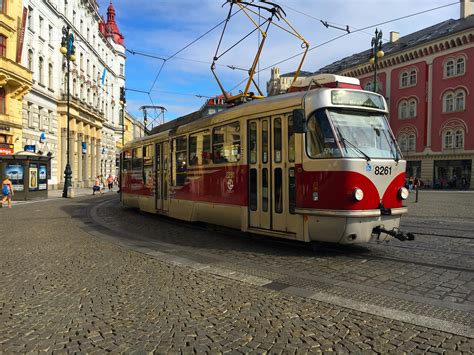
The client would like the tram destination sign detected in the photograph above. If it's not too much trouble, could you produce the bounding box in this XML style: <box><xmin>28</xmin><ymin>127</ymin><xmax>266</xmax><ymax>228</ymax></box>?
<box><xmin>331</xmin><ymin>91</ymin><xmax>386</xmax><ymax>110</ymax></box>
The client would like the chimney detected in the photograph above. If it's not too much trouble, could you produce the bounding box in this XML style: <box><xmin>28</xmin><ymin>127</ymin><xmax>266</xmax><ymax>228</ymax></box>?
<box><xmin>461</xmin><ymin>0</ymin><xmax>473</xmax><ymax>18</ymax></box>
<box><xmin>390</xmin><ymin>31</ymin><xmax>400</xmax><ymax>43</ymax></box>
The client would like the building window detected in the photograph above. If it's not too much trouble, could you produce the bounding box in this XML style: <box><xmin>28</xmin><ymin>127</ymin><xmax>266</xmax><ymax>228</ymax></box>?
<box><xmin>454</xmin><ymin>129</ymin><xmax>464</xmax><ymax>148</ymax></box>
<box><xmin>408</xmin><ymin>99</ymin><xmax>417</xmax><ymax>118</ymax></box>
<box><xmin>27</xmin><ymin>6</ymin><xmax>33</xmax><ymax>30</ymax></box>
<box><xmin>72</xmin><ymin>78</ymin><xmax>77</xmax><ymax>96</ymax></box>
<box><xmin>0</xmin><ymin>35</ymin><xmax>6</xmax><ymax>57</ymax></box>
<box><xmin>38</xmin><ymin>57</ymin><xmax>44</xmax><ymax>85</ymax></box>
<box><xmin>444</xmin><ymin>130</ymin><xmax>453</xmax><ymax>149</ymax></box>
<box><xmin>398</xmin><ymin>134</ymin><xmax>407</xmax><ymax>152</ymax></box>
<box><xmin>399</xmin><ymin>101</ymin><xmax>408</xmax><ymax>119</ymax></box>
<box><xmin>407</xmin><ymin>133</ymin><xmax>416</xmax><ymax>152</ymax></box>
<box><xmin>27</xmin><ymin>49</ymin><xmax>33</xmax><ymax>70</ymax></box>
<box><xmin>445</xmin><ymin>59</ymin><xmax>455</xmax><ymax>77</ymax></box>
<box><xmin>80</xmin><ymin>52</ymin><xmax>83</xmax><ymax>71</ymax></box>
<box><xmin>39</xmin><ymin>16</ymin><xmax>44</xmax><ymax>38</ymax></box>
<box><xmin>72</xmin><ymin>10</ymin><xmax>76</xmax><ymax>27</ymax></box>
<box><xmin>455</xmin><ymin>91</ymin><xmax>465</xmax><ymax>111</ymax></box>
<box><xmin>27</xmin><ymin>102</ymin><xmax>33</xmax><ymax>127</ymax></box>
<box><xmin>400</xmin><ymin>72</ymin><xmax>408</xmax><ymax>87</ymax></box>
<box><xmin>120</xmin><ymin>63</ymin><xmax>124</xmax><ymax>76</ymax></box>
<box><xmin>48</xmin><ymin>63</ymin><xmax>53</xmax><ymax>90</ymax></box>
<box><xmin>364</xmin><ymin>82</ymin><xmax>372</xmax><ymax>91</ymax></box>
<box><xmin>443</xmin><ymin>92</ymin><xmax>454</xmax><ymax>112</ymax></box>
<box><xmin>456</xmin><ymin>57</ymin><xmax>465</xmax><ymax>75</ymax></box>
<box><xmin>398</xmin><ymin>133</ymin><xmax>416</xmax><ymax>153</ymax></box>
<box><xmin>0</xmin><ymin>0</ymin><xmax>6</xmax><ymax>13</ymax></box>
<box><xmin>409</xmin><ymin>70</ymin><xmax>417</xmax><ymax>86</ymax></box>
<box><xmin>64</xmin><ymin>0</ymin><xmax>68</xmax><ymax>15</ymax></box>
<box><xmin>0</xmin><ymin>88</ymin><xmax>5</xmax><ymax>114</ymax></box>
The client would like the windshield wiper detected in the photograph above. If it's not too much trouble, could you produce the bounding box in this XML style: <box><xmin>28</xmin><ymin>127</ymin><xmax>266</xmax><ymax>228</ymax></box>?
<box><xmin>378</xmin><ymin>127</ymin><xmax>399</xmax><ymax>162</ymax></box>
<box><xmin>336</xmin><ymin>128</ymin><xmax>371</xmax><ymax>162</ymax></box>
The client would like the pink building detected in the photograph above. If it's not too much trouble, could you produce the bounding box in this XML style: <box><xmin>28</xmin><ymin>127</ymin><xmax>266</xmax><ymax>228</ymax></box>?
<box><xmin>304</xmin><ymin>4</ymin><xmax>474</xmax><ymax>189</ymax></box>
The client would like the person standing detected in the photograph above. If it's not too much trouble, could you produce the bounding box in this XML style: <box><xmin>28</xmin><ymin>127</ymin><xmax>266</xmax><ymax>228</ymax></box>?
<box><xmin>107</xmin><ymin>174</ymin><xmax>114</xmax><ymax>192</ymax></box>
<box><xmin>93</xmin><ymin>175</ymin><xmax>102</xmax><ymax>195</ymax></box>
<box><xmin>1</xmin><ymin>176</ymin><xmax>14</xmax><ymax>208</ymax></box>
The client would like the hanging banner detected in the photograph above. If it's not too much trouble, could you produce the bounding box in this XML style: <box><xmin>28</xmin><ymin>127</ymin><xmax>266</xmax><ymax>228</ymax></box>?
<box><xmin>16</xmin><ymin>7</ymin><xmax>28</xmax><ymax>63</ymax></box>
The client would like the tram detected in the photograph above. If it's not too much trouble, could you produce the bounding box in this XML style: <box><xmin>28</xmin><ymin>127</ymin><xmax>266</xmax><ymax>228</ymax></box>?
<box><xmin>121</xmin><ymin>75</ymin><xmax>413</xmax><ymax>244</ymax></box>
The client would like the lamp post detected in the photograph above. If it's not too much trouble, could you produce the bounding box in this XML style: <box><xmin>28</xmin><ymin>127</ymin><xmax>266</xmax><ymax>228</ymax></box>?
<box><xmin>369</xmin><ymin>28</ymin><xmax>384</xmax><ymax>93</ymax></box>
<box><xmin>60</xmin><ymin>26</ymin><xmax>75</xmax><ymax>198</ymax></box>
<box><xmin>119</xmin><ymin>86</ymin><xmax>126</xmax><ymax>198</ymax></box>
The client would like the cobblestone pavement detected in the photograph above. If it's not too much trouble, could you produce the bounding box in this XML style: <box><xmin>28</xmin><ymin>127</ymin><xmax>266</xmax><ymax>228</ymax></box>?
<box><xmin>0</xmin><ymin>194</ymin><xmax>472</xmax><ymax>353</ymax></box>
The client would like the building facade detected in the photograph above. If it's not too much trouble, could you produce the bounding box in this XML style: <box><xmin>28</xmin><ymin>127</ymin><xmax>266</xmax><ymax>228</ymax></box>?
<box><xmin>0</xmin><ymin>0</ymin><xmax>32</xmax><ymax>155</ymax></box>
<box><xmin>22</xmin><ymin>0</ymin><xmax>125</xmax><ymax>189</ymax></box>
<box><xmin>268</xmin><ymin>4</ymin><xmax>474</xmax><ymax>189</ymax></box>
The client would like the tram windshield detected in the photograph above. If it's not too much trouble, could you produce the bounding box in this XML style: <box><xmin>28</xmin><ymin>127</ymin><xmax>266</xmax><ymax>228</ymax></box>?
<box><xmin>307</xmin><ymin>108</ymin><xmax>400</xmax><ymax>160</ymax></box>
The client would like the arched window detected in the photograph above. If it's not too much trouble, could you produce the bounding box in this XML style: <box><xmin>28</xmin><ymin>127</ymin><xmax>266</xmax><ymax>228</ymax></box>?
<box><xmin>455</xmin><ymin>129</ymin><xmax>464</xmax><ymax>148</ymax></box>
<box><xmin>0</xmin><ymin>35</ymin><xmax>6</xmax><ymax>57</ymax></box>
<box><xmin>407</xmin><ymin>134</ymin><xmax>416</xmax><ymax>152</ymax></box>
<box><xmin>443</xmin><ymin>92</ymin><xmax>454</xmax><ymax>112</ymax></box>
<box><xmin>456</xmin><ymin>57</ymin><xmax>465</xmax><ymax>75</ymax></box>
<box><xmin>38</xmin><ymin>57</ymin><xmax>44</xmax><ymax>84</ymax></box>
<box><xmin>398</xmin><ymin>134</ymin><xmax>407</xmax><ymax>152</ymax></box>
<box><xmin>455</xmin><ymin>90</ymin><xmax>465</xmax><ymax>111</ymax></box>
<box><xmin>444</xmin><ymin>130</ymin><xmax>453</xmax><ymax>149</ymax></box>
<box><xmin>0</xmin><ymin>87</ymin><xmax>5</xmax><ymax>114</ymax></box>
<box><xmin>80</xmin><ymin>84</ymin><xmax>84</xmax><ymax>100</ymax></box>
<box><xmin>400</xmin><ymin>72</ymin><xmax>408</xmax><ymax>87</ymax></box>
<box><xmin>409</xmin><ymin>70</ymin><xmax>417</xmax><ymax>86</ymax></box>
<box><xmin>364</xmin><ymin>82</ymin><xmax>372</xmax><ymax>91</ymax></box>
<box><xmin>408</xmin><ymin>99</ymin><xmax>417</xmax><ymax>118</ymax></box>
<box><xmin>399</xmin><ymin>101</ymin><xmax>408</xmax><ymax>119</ymax></box>
<box><xmin>445</xmin><ymin>59</ymin><xmax>455</xmax><ymax>77</ymax></box>
<box><xmin>48</xmin><ymin>63</ymin><xmax>53</xmax><ymax>89</ymax></box>
<box><xmin>72</xmin><ymin>78</ymin><xmax>77</xmax><ymax>96</ymax></box>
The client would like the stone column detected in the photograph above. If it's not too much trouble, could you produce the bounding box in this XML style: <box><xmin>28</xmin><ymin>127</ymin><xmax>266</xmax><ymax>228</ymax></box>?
<box><xmin>96</xmin><ymin>139</ymin><xmax>101</xmax><ymax>179</ymax></box>
<box><xmin>77</xmin><ymin>133</ymin><xmax>83</xmax><ymax>187</ymax></box>
<box><xmin>90</xmin><ymin>138</ymin><xmax>96</xmax><ymax>180</ymax></box>
<box><xmin>60</xmin><ymin>128</ymin><xmax>67</xmax><ymax>183</ymax></box>
<box><xmin>69</xmin><ymin>131</ymin><xmax>76</xmax><ymax>186</ymax></box>
<box><xmin>84</xmin><ymin>135</ymin><xmax>90</xmax><ymax>185</ymax></box>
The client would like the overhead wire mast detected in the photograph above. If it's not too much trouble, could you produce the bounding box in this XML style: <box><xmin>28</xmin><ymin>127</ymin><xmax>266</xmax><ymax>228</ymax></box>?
<box><xmin>211</xmin><ymin>0</ymin><xmax>309</xmax><ymax>104</ymax></box>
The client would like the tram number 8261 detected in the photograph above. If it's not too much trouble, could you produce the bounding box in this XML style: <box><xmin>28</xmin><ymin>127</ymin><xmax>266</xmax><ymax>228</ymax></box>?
<box><xmin>374</xmin><ymin>166</ymin><xmax>392</xmax><ymax>175</ymax></box>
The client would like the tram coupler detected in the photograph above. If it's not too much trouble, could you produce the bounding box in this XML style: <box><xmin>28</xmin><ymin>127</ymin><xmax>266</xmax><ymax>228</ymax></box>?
<box><xmin>372</xmin><ymin>226</ymin><xmax>415</xmax><ymax>241</ymax></box>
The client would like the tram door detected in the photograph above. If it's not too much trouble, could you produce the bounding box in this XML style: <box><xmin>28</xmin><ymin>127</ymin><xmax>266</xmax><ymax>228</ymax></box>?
<box><xmin>155</xmin><ymin>142</ymin><xmax>169</xmax><ymax>212</ymax></box>
<box><xmin>248</xmin><ymin>116</ymin><xmax>297</xmax><ymax>234</ymax></box>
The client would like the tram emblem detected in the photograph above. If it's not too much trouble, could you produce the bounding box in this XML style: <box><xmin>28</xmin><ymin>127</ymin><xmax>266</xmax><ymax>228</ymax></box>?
<box><xmin>365</xmin><ymin>163</ymin><xmax>372</xmax><ymax>172</ymax></box>
<box><xmin>226</xmin><ymin>178</ymin><xmax>234</xmax><ymax>192</ymax></box>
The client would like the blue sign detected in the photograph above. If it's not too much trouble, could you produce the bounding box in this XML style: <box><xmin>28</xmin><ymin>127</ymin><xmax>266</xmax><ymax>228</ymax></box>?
<box><xmin>24</xmin><ymin>145</ymin><xmax>36</xmax><ymax>153</ymax></box>
<box><xmin>39</xmin><ymin>132</ymin><xmax>46</xmax><ymax>143</ymax></box>
<box><xmin>82</xmin><ymin>142</ymin><xmax>87</xmax><ymax>154</ymax></box>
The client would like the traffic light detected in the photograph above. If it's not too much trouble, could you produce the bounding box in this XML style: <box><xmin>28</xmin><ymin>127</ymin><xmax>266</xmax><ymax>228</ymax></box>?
<box><xmin>120</xmin><ymin>86</ymin><xmax>126</xmax><ymax>104</ymax></box>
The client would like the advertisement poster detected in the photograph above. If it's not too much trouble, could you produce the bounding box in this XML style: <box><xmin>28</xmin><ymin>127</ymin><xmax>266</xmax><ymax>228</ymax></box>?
<box><xmin>29</xmin><ymin>164</ymin><xmax>38</xmax><ymax>191</ymax></box>
<box><xmin>39</xmin><ymin>164</ymin><xmax>47</xmax><ymax>190</ymax></box>
<box><xmin>5</xmin><ymin>164</ymin><xmax>24</xmax><ymax>191</ymax></box>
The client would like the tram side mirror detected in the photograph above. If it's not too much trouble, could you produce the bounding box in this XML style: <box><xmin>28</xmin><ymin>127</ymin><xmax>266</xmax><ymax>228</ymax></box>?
<box><xmin>292</xmin><ymin>109</ymin><xmax>307</xmax><ymax>133</ymax></box>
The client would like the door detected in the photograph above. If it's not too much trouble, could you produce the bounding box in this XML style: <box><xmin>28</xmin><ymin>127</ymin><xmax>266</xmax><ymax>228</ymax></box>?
<box><xmin>248</xmin><ymin>118</ymin><xmax>271</xmax><ymax>229</ymax></box>
<box><xmin>248</xmin><ymin>115</ymin><xmax>298</xmax><ymax>234</ymax></box>
<box><xmin>155</xmin><ymin>141</ymin><xmax>169</xmax><ymax>211</ymax></box>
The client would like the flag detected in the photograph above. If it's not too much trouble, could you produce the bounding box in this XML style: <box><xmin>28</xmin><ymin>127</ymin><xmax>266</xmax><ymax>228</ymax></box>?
<box><xmin>101</xmin><ymin>68</ymin><xmax>107</xmax><ymax>86</ymax></box>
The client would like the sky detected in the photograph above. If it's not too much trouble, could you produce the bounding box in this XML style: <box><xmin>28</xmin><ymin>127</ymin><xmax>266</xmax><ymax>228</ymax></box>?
<box><xmin>96</xmin><ymin>0</ymin><xmax>460</xmax><ymax>126</ymax></box>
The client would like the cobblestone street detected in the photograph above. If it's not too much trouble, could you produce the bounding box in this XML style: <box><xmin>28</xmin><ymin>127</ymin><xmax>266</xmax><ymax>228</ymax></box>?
<box><xmin>0</xmin><ymin>192</ymin><xmax>473</xmax><ymax>353</ymax></box>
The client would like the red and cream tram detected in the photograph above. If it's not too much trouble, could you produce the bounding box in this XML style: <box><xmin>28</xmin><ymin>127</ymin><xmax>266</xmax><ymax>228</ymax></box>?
<box><xmin>121</xmin><ymin>75</ymin><xmax>412</xmax><ymax>244</ymax></box>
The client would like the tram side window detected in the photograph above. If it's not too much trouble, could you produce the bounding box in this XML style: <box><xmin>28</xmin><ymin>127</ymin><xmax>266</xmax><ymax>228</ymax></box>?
<box><xmin>189</xmin><ymin>130</ymin><xmax>211</xmax><ymax>166</ymax></box>
<box><xmin>123</xmin><ymin>150</ymin><xmax>132</xmax><ymax>171</ymax></box>
<box><xmin>212</xmin><ymin>122</ymin><xmax>240</xmax><ymax>164</ymax></box>
<box><xmin>143</xmin><ymin>145</ymin><xmax>154</xmax><ymax>189</ymax></box>
<box><xmin>288</xmin><ymin>116</ymin><xmax>295</xmax><ymax>162</ymax></box>
<box><xmin>173</xmin><ymin>136</ymin><xmax>187</xmax><ymax>186</ymax></box>
<box><xmin>132</xmin><ymin>147</ymin><xmax>143</xmax><ymax>171</ymax></box>
<box><xmin>307</xmin><ymin>109</ymin><xmax>341</xmax><ymax>159</ymax></box>
<box><xmin>274</xmin><ymin>118</ymin><xmax>282</xmax><ymax>163</ymax></box>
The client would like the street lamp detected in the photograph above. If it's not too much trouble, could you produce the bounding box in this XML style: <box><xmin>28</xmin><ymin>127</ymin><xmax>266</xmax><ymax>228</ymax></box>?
<box><xmin>119</xmin><ymin>86</ymin><xmax>126</xmax><ymax>198</ymax></box>
<box><xmin>60</xmin><ymin>26</ymin><xmax>75</xmax><ymax>198</ymax></box>
<box><xmin>369</xmin><ymin>28</ymin><xmax>384</xmax><ymax>93</ymax></box>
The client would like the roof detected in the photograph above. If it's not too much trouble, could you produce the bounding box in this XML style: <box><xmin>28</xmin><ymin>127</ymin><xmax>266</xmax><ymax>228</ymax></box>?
<box><xmin>313</xmin><ymin>15</ymin><xmax>474</xmax><ymax>75</ymax></box>
<box><xmin>280</xmin><ymin>70</ymin><xmax>313</xmax><ymax>78</ymax></box>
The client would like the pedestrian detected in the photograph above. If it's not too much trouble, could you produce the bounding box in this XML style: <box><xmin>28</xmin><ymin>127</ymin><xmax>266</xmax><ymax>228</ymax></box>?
<box><xmin>107</xmin><ymin>174</ymin><xmax>114</xmax><ymax>192</ymax></box>
<box><xmin>93</xmin><ymin>175</ymin><xmax>102</xmax><ymax>195</ymax></box>
<box><xmin>1</xmin><ymin>175</ymin><xmax>14</xmax><ymax>208</ymax></box>
<box><xmin>408</xmin><ymin>176</ymin><xmax>414</xmax><ymax>191</ymax></box>
<box><xmin>414</xmin><ymin>177</ymin><xmax>421</xmax><ymax>190</ymax></box>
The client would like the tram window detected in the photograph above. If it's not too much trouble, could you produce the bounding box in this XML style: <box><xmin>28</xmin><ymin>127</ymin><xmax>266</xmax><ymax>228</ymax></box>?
<box><xmin>249</xmin><ymin>122</ymin><xmax>257</xmax><ymax>164</ymax></box>
<box><xmin>132</xmin><ymin>147</ymin><xmax>143</xmax><ymax>171</ymax></box>
<box><xmin>123</xmin><ymin>150</ymin><xmax>132</xmax><ymax>171</ymax></box>
<box><xmin>155</xmin><ymin>144</ymin><xmax>161</xmax><ymax>170</ymax></box>
<box><xmin>212</xmin><ymin>122</ymin><xmax>240</xmax><ymax>164</ymax></box>
<box><xmin>288</xmin><ymin>116</ymin><xmax>295</xmax><ymax>162</ymax></box>
<box><xmin>262</xmin><ymin>120</ymin><xmax>268</xmax><ymax>163</ymax></box>
<box><xmin>250</xmin><ymin>168</ymin><xmax>257</xmax><ymax>211</ymax></box>
<box><xmin>189</xmin><ymin>130</ymin><xmax>211</xmax><ymax>166</ymax></box>
<box><xmin>275</xmin><ymin>168</ymin><xmax>283</xmax><ymax>213</ymax></box>
<box><xmin>307</xmin><ymin>109</ymin><xmax>341</xmax><ymax>159</ymax></box>
<box><xmin>143</xmin><ymin>145</ymin><xmax>154</xmax><ymax>189</ymax></box>
<box><xmin>289</xmin><ymin>168</ymin><xmax>296</xmax><ymax>214</ymax></box>
<box><xmin>262</xmin><ymin>168</ymin><xmax>268</xmax><ymax>212</ymax></box>
<box><xmin>173</xmin><ymin>136</ymin><xmax>187</xmax><ymax>187</ymax></box>
<box><xmin>143</xmin><ymin>145</ymin><xmax>153</xmax><ymax>166</ymax></box>
<box><xmin>274</xmin><ymin>118</ymin><xmax>282</xmax><ymax>163</ymax></box>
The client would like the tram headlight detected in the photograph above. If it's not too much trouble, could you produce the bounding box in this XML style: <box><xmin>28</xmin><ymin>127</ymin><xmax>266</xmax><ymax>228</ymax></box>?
<box><xmin>353</xmin><ymin>188</ymin><xmax>364</xmax><ymax>201</ymax></box>
<box><xmin>398</xmin><ymin>187</ymin><xmax>409</xmax><ymax>200</ymax></box>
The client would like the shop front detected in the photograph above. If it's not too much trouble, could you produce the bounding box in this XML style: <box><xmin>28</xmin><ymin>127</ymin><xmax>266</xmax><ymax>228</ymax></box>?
<box><xmin>433</xmin><ymin>159</ymin><xmax>471</xmax><ymax>190</ymax></box>
<box><xmin>0</xmin><ymin>152</ymin><xmax>51</xmax><ymax>200</ymax></box>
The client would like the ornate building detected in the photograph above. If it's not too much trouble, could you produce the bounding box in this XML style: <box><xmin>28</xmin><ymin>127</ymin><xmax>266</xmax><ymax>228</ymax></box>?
<box><xmin>22</xmin><ymin>0</ymin><xmax>125</xmax><ymax>189</ymax></box>
<box><xmin>268</xmin><ymin>2</ymin><xmax>474</xmax><ymax>189</ymax></box>
<box><xmin>0</xmin><ymin>0</ymin><xmax>32</xmax><ymax>155</ymax></box>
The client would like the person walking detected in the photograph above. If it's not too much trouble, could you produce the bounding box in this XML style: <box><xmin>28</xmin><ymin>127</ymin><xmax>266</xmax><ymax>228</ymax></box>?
<box><xmin>1</xmin><ymin>176</ymin><xmax>14</xmax><ymax>208</ymax></box>
<box><xmin>107</xmin><ymin>174</ymin><xmax>114</xmax><ymax>192</ymax></box>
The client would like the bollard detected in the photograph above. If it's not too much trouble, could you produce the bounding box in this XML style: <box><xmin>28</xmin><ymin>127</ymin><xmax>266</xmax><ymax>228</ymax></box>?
<box><xmin>415</xmin><ymin>187</ymin><xmax>419</xmax><ymax>203</ymax></box>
